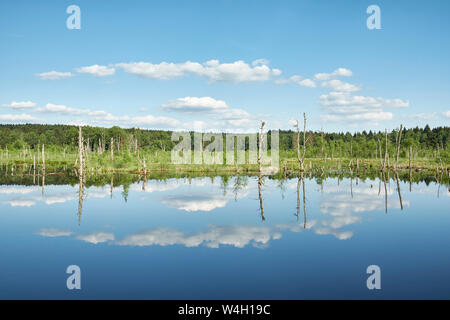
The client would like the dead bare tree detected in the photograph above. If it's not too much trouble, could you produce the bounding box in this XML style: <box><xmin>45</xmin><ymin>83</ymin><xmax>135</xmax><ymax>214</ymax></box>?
<box><xmin>383</xmin><ymin>129</ymin><xmax>388</xmax><ymax>171</ymax></box>
<box><xmin>395</xmin><ymin>124</ymin><xmax>403</xmax><ymax>169</ymax></box>
<box><xmin>110</xmin><ymin>137</ymin><xmax>114</xmax><ymax>163</ymax></box>
<box><xmin>378</xmin><ymin>138</ymin><xmax>383</xmax><ymax>168</ymax></box>
<box><xmin>294</xmin><ymin>113</ymin><xmax>307</xmax><ymax>171</ymax></box>
<box><xmin>258</xmin><ymin>175</ymin><xmax>265</xmax><ymax>221</ymax></box>
<box><xmin>78</xmin><ymin>126</ymin><xmax>84</xmax><ymax>177</ymax></box>
<box><xmin>258</xmin><ymin>121</ymin><xmax>265</xmax><ymax>172</ymax></box>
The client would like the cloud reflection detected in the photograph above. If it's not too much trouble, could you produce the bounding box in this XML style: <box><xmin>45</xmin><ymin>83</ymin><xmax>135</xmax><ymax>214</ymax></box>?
<box><xmin>117</xmin><ymin>225</ymin><xmax>281</xmax><ymax>248</ymax></box>
<box><xmin>76</xmin><ymin>232</ymin><xmax>115</xmax><ymax>244</ymax></box>
<box><xmin>37</xmin><ymin>228</ymin><xmax>73</xmax><ymax>237</ymax></box>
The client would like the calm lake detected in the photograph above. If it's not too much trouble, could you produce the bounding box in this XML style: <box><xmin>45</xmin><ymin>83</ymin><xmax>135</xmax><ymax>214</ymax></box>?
<box><xmin>0</xmin><ymin>172</ymin><xmax>449</xmax><ymax>299</ymax></box>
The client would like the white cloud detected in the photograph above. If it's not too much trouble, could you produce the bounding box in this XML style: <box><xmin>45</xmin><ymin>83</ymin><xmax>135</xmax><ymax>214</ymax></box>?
<box><xmin>0</xmin><ymin>114</ymin><xmax>37</xmax><ymax>122</ymax></box>
<box><xmin>0</xmin><ymin>187</ymin><xmax>39</xmax><ymax>194</ymax></box>
<box><xmin>321</xmin><ymin>79</ymin><xmax>360</xmax><ymax>92</ymax></box>
<box><xmin>131</xmin><ymin>180</ymin><xmax>181</xmax><ymax>193</ymax></box>
<box><xmin>34</xmin><ymin>103</ymin><xmax>180</xmax><ymax>128</ymax></box>
<box><xmin>76</xmin><ymin>64</ymin><xmax>115</xmax><ymax>77</ymax></box>
<box><xmin>76</xmin><ymin>232</ymin><xmax>115</xmax><ymax>244</ymax></box>
<box><xmin>322</xmin><ymin>112</ymin><xmax>393</xmax><ymax>122</ymax></box>
<box><xmin>162</xmin><ymin>96</ymin><xmax>228</xmax><ymax>113</ymax></box>
<box><xmin>314</xmin><ymin>180</ymin><xmax>409</xmax><ymax>239</ymax></box>
<box><xmin>161</xmin><ymin>96</ymin><xmax>252</xmax><ymax>124</ymax></box>
<box><xmin>2</xmin><ymin>199</ymin><xmax>36</xmax><ymax>207</ymax></box>
<box><xmin>160</xmin><ymin>194</ymin><xmax>229</xmax><ymax>212</ymax></box>
<box><xmin>2</xmin><ymin>101</ymin><xmax>36</xmax><ymax>109</ymax></box>
<box><xmin>93</xmin><ymin>113</ymin><xmax>180</xmax><ymax>128</ymax></box>
<box><xmin>444</xmin><ymin>110</ymin><xmax>450</xmax><ymax>118</ymax></box>
<box><xmin>116</xmin><ymin>225</ymin><xmax>281</xmax><ymax>248</ymax></box>
<box><xmin>37</xmin><ymin>103</ymin><xmax>88</xmax><ymax>115</ymax></box>
<box><xmin>116</xmin><ymin>59</ymin><xmax>281</xmax><ymax>82</ymax></box>
<box><xmin>314</xmin><ymin>68</ymin><xmax>353</xmax><ymax>81</ymax></box>
<box><xmin>319</xmin><ymin>91</ymin><xmax>409</xmax><ymax>124</ymax></box>
<box><xmin>35</xmin><ymin>71</ymin><xmax>73</xmax><ymax>80</ymax></box>
<box><xmin>314</xmin><ymin>228</ymin><xmax>354</xmax><ymax>240</ymax></box>
<box><xmin>275</xmin><ymin>75</ymin><xmax>316</xmax><ymax>88</ymax></box>
<box><xmin>320</xmin><ymin>91</ymin><xmax>409</xmax><ymax>108</ymax></box>
<box><xmin>299</xmin><ymin>79</ymin><xmax>317</xmax><ymax>88</ymax></box>
<box><xmin>37</xmin><ymin>228</ymin><xmax>73</xmax><ymax>237</ymax></box>
<box><xmin>275</xmin><ymin>67</ymin><xmax>353</xmax><ymax>89</ymax></box>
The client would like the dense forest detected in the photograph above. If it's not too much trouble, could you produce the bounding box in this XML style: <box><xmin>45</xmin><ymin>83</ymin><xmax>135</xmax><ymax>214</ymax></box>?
<box><xmin>0</xmin><ymin>124</ymin><xmax>448</xmax><ymax>161</ymax></box>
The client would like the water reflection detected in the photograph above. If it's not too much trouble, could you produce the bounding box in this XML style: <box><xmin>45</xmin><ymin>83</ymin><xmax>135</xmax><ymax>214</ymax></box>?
<box><xmin>1</xmin><ymin>169</ymin><xmax>449</xmax><ymax>299</ymax></box>
<box><xmin>0</xmin><ymin>171</ymin><xmax>448</xmax><ymax>248</ymax></box>
<box><xmin>257</xmin><ymin>175</ymin><xmax>265</xmax><ymax>221</ymax></box>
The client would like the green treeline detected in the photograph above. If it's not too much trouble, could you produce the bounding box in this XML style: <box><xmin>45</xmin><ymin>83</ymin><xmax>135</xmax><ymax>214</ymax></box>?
<box><xmin>0</xmin><ymin>123</ymin><xmax>448</xmax><ymax>161</ymax></box>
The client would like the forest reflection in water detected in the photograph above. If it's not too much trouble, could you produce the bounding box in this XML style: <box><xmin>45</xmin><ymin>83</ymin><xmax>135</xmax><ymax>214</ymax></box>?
<box><xmin>0</xmin><ymin>169</ymin><xmax>448</xmax><ymax>245</ymax></box>
<box><xmin>1</xmin><ymin>168</ymin><xmax>450</xmax><ymax>299</ymax></box>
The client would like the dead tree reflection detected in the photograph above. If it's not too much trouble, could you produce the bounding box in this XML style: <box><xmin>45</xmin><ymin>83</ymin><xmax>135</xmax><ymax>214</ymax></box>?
<box><xmin>110</xmin><ymin>175</ymin><xmax>113</xmax><ymax>199</ymax></box>
<box><xmin>382</xmin><ymin>171</ymin><xmax>388</xmax><ymax>214</ymax></box>
<box><xmin>350</xmin><ymin>169</ymin><xmax>354</xmax><ymax>199</ymax></box>
<box><xmin>77</xmin><ymin>126</ymin><xmax>86</xmax><ymax>225</ymax></box>
<box><xmin>257</xmin><ymin>174</ymin><xmax>265</xmax><ymax>221</ymax></box>
<box><xmin>233</xmin><ymin>175</ymin><xmax>248</xmax><ymax>201</ymax></box>
<box><xmin>77</xmin><ymin>171</ymin><xmax>85</xmax><ymax>226</ymax></box>
<box><xmin>395</xmin><ymin>171</ymin><xmax>403</xmax><ymax>210</ymax></box>
<box><xmin>295</xmin><ymin>173</ymin><xmax>307</xmax><ymax>228</ymax></box>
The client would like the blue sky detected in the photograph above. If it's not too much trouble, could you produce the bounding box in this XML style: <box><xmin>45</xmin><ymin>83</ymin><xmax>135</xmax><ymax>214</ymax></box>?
<box><xmin>0</xmin><ymin>0</ymin><xmax>449</xmax><ymax>132</ymax></box>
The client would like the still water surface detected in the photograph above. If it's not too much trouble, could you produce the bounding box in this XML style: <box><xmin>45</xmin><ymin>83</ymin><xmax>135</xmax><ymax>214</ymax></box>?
<box><xmin>0</xmin><ymin>174</ymin><xmax>449</xmax><ymax>299</ymax></box>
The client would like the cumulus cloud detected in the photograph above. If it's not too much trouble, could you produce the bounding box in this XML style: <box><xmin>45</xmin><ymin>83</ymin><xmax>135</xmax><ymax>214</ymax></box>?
<box><xmin>0</xmin><ymin>114</ymin><xmax>37</xmax><ymax>122</ymax></box>
<box><xmin>162</xmin><ymin>96</ymin><xmax>228</xmax><ymax>113</ymax></box>
<box><xmin>131</xmin><ymin>180</ymin><xmax>181</xmax><ymax>193</ymax></box>
<box><xmin>320</xmin><ymin>91</ymin><xmax>409</xmax><ymax>124</ymax></box>
<box><xmin>0</xmin><ymin>187</ymin><xmax>39</xmax><ymax>194</ymax></box>
<box><xmin>116</xmin><ymin>59</ymin><xmax>281</xmax><ymax>82</ymax></box>
<box><xmin>2</xmin><ymin>199</ymin><xmax>36</xmax><ymax>207</ymax></box>
<box><xmin>35</xmin><ymin>71</ymin><xmax>73</xmax><ymax>80</ymax></box>
<box><xmin>161</xmin><ymin>96</ymin><xmax>251</xmax><ymax>123</ymax></box>
<box><xmin>76</xmin><ymin>232</ymin><xmax>115</xmax><ymax>244</ymax></box>
<box><xmin>275</xmin><ymin>67</ymin><xmax>354</xmax><ymax>90</ymax></box>
<box><xmin>321</xmin><ymin>79</ymin><xmax>360</xmax><ymax>92</ymax></box>
<box><xmin>160</xmin><ymin>194</ymin><xmax>229</xmax><ymax>212</ymax></box>
<box><xmin>2</xmin><ymin>101</ymin><xmax>36</xmax><ymax>109</ymax></box>
<box><xmin>37</xmin><ymin>228</ymin><xmax>73</xmax><ymax>237</ymax></box>
<box><xmin>34</xmin><ymin>103</ymin><xmax>180</xmax><ymax>128</ymax></box>
<box><xmin>37</xmin><ymin>103</ymin><xmax>88</xmax><ymax>115</ymax></box>
<box><xmin>320</xmin><ymin>91</ymin><xmax>409</xmax><ymax>108</ymax></box>
<box><xmin>314</xmin><ymin>68</ymin><xmax>353</xmax><ymax>81</ymax></box>
<box><xmin>116</xmin><ymin>225</ymin><xmax>281</xmax><ymax>248</ymax></box>
<box><xmin>444</xmin><ymin>110</ymin><xmax>450</xmax><ymax>118</ymax></box>
<box><xmin>314</xmin><ymin>181</ymin><xmax>409</xmax><ymax>239</ymax></box>
<box><xmin>76</xmin><ymin>64</ymin><xmax>115</xmax><ymax>77</ymax></box>
<box><xmin>275</xmin><ymin>75</ymin><xmax>316</xmax><ymax>88</ymax></box>
<box><xmin>322</xmin><ymin>112</ymin><xmax>393</xmax><ymax>122</ymax></box>
<box><xmin>314</xmin><ymin>228</ymin><xmax>354</xmax><ymax>240</ymax></box>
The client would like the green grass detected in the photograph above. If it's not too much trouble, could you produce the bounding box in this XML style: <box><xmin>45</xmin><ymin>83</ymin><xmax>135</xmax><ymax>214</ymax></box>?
<box><xmin>0</xmin><ymin>147</ymin><xmax>447</xmax><ymax>176</ymax></box>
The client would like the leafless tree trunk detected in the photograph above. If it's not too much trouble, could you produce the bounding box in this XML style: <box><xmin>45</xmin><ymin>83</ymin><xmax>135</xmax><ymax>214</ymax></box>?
<box><xmin>110</xmin><ymin>137</ymin><xmax>114</xmax><ymax>162</ymax></box>
<box><xmin>295</xmin><ymin>113</ymin><xmax>307</xmax><ymax>171</ymax></box>
<box><xmin>78</xmin><ymin>126</ymin><xmax>84</xmax><ymax>177</ymax></box>
<box><xmin>383</xmin><ymin>130</ymin><xmax>388</xmax><ymax>171</ymax></box>
<box><xmin>349</xmin><ymin>139</ymin><xmax>353</xmax><ymax>168</ymax></box>
<box><xmin>258</xmin><ymin>175</ymin><xmax>265</xmax><ymax>221</ymax></box>
<box><xmin>395</xmin><ymin>124</ymin><xmax>403</xmax><ymax>169</ymax></box>
<box><xmin>42</xmin><ymin>144</ymin><xmax>45</xmax><ymax>175</ymax></box>
<box><xmin>258</xmin><ymin>121</ymin><xmax>265</xmax><ymax>172</ymax></box>
<box><xmin>378</xmin><ymin>139</ymin><xmax>383</xmax><ymax>168</ymax></box>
